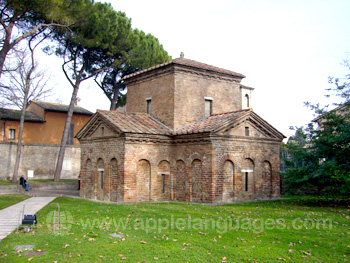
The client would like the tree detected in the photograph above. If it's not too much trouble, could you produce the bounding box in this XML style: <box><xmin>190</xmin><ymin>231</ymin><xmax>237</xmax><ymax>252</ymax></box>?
<box><xmin>94</xmin><ymin>29</ymin><xmax>171</xmax><ymax>110</ymax></box>
<box><xmin>6</xmin><ymin>34</ymin><xmax>47</xmax><ymax>182</ymax></box>
<box><xmin>0</xmin><ymin>0</ymin><xmax>74</xmax><ymax>78</ymax></box>
<box><xmin>281</xmin><ymin>61</ymin><xmax>350</xmax><ymax>195</ymax></box>
<box><xmin>0</xmin><ymin>48</ymin><xmax>54</xmax><ymax>109</ymax></box>
<box><xmin>52</xmin><ymin>1</ymin><xmax>135</xmax><ymax>181</ymax></box>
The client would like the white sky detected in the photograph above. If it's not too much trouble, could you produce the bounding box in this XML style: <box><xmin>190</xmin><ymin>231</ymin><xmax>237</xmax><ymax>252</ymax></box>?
<box><xmin>40</xmin><ymin>0</ymin><xmax>350</xmax><ymax>138</ymax></box>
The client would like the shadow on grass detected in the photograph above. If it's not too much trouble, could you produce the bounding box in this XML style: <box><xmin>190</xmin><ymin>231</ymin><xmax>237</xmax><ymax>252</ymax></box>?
<box><xmin>284</xmin><ymin>195</ymin><xmax>350</xmax><ymax>207</ymax></box>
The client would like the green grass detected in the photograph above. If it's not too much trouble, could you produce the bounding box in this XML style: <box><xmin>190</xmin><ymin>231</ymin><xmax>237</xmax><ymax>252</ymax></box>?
<box><xmin>0</xmin><ymin>196</ymin><xmax>350</xmax><ymax>262</ymax></box>
<box><xmin>0</xmin><ymin>179</ymin><xmax>77</xmax><ymax>185</ymax></box>
<box><xmin>0</xmin><ymin>194</ymin><xmax>30</xmax><ymax>210</ymax></box>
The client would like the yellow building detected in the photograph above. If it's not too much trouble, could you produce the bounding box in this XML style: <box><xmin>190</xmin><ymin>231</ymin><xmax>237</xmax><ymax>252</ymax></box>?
<box><xmin>0</xmin><ymin>100</ymin><xmax>93</xmax><ymax>145</ymax></box>
<box><xmin>0</xmin><ymin>101</ymin><xmax>93</xmax><ymax>180</ymax></box>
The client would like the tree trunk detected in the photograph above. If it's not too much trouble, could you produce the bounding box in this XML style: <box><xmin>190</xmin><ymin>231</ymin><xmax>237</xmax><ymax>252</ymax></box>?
<box><xmin>109</xmin><ymin>77</ymin><xmax>119</xmax><ymax>111</ymax></box>
<box><xmin>53</xmin><ymin>81</ymin><xmax>80</xmax><ymax>181</ymax></box>
<box><xmin>0</xmin><ymin>22</ymin><xmax>14</xmax><ymax>79</ymax></box>
<box><xmin>11</xmin><ymin>72</ymin><xmax>31</xmax><ymax>183</ymax></box>
<box><xmin>11</xmin><ymin>41</ymin><xmax>36</xmax><ymax>183</ymax></box>
<box><xmin>11</xmin><ymin>96</ymin><xmax>29</xmax><ymax>183</ymax></box>
<box><xmin>110</xmin><ymin>88</ymin><xmax>119</xmax><ymax>111</ymax></box>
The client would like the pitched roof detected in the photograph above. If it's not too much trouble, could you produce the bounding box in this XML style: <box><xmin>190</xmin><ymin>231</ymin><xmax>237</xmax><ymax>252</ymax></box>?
<box><xmin>122</xmin><ymin>57</ymin><xmax>246</xmax><ymax>80</ymax></box>
<box><xmin>97</xmin><ymin>110</ymin><xmax>173</xmax><ymax>135</ymax></box>
<box><xmin>78</xmin><ymin>109</ymin><xmax>285</xmax><ymax>140</ymax></box>
<box><xmin>175</xmin><ymin>109</ymin><xmax>251</xmax><ymax>135</ymax></box>
<box><xmin>0</xmin><ymin>108</ymin><xmax>44</xmax><ymax>122</ymax></box>
<box><xmin>31</xmin><ymin>100</ymin><xmax>93</xmax><ymax>115</ymax></box>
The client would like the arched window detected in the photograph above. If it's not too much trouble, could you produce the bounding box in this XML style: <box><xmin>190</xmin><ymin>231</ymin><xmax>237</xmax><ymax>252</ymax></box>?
<box><xmin>97</xmin><ymin>158</ymin><xmax>104</xmax><ymax>190</ymax></box>
<box><xmin>242</xmin><ymin>158</ymin><xmax>254</xmax><ymax>194</ymax></box>
<box><xmin>158</xmin><ymin>160</ymin><xmax>170</xmax><ymax>197</ymax></box>
<box><xmin>244</xmin><ymin>94</ymin><xmax>249</xmax><ymax>108</ymax></box>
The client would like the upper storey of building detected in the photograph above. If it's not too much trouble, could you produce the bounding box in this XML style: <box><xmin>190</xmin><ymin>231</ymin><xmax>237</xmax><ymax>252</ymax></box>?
<box><xmin>123</xmin><ymin>54</ymin><xmax>254</xmax><ymax>131</ymax></box>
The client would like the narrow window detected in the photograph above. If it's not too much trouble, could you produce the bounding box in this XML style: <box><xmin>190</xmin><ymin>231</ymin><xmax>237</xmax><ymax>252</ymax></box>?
<box><xmin>9</xmin><ymin>129</ymin><xmax>15</xmax><ymax>140</ymax></box>
<box><xmin>205</xmin><ymin>99</ymin><xmax>212</xmax><ymax>117</ymax></box>
<box><xmin>101</xmin><ymin>127</ymin><xmax>104</xmax><ymax>136</ymax></box>
<box><xmin>245</xmin><ymin>94</ymin><xmax>249</xmax><ymax>108</ymax></box>
<box><xmin>146</xmin><ymin>99</ymin><xmax>152</xmax><ymax>114</ymax></box>
<box><xmin>100</xmin><ymin>171</ymin><xmax>104</xmax><ymax>190</ymax></box>
<box><xmin>161</xmin><ymin>174</ymin><xmax>166</xmax><ymax>193</ymax></box>
<box><xmin>245</xmin><ymin>172</ymin><xmax>248</xmax><ymax>191</ymax></box>
<box><xmin>245</xmin><ymin>127</ymin><xmax>249</xmax><ymax>136</ymax></box>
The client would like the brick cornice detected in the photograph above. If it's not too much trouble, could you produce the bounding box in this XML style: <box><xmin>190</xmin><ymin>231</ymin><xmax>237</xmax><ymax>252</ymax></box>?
<box><xmin>124</xmin><ymin>63</ymin><xmax>242</xmax><ymax>86</ymax></box>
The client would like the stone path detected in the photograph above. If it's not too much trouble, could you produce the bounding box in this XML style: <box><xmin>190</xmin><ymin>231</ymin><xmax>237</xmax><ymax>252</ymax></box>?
<box><xmin>0</xmin><ymin>197</ymin><xmax>56</xmax><ymax>241</ymax></box>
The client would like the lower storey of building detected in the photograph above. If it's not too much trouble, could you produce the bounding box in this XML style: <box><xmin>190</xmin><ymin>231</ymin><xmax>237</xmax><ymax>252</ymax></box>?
<box><xmin>79</xmin><ymin>157</ymin><xmax>280</xmax><ymax>203</ymax></box>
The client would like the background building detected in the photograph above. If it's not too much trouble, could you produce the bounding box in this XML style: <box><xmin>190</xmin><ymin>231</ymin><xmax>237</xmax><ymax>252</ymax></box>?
<box><xmin>0</xmin><ymin>100</ymin><xmax>93</xmax><ymax>180</ymax></box>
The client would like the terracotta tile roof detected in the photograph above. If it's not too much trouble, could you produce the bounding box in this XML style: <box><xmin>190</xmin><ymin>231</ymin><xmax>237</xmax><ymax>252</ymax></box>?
<box><xmin>122</xmin><ymin>57</ymin><xmax>245</xmax><ymax>80</ymax></box>
<box><xmin>82</xmin><ymin>109</ymin><xmax>285</xmax><ymax>139</ymax></box>
<box><xmin>98</xmin><ymin>110</ymin><xmax>173</xmax><ymax>135</ymax></box>
<box><xmin>175</xmin><ymin>109</ymin><xmax>251</xmax><ymax>135</ymax></box>
<box><xmin>0</xmin><ymin>108</ymin><xmax>44</xmax><ymax>122</ymax></box>
<box><xmin>31</xmin><ymin>100</ymin><xmax>93</xmax><ymax>115</ymax></box>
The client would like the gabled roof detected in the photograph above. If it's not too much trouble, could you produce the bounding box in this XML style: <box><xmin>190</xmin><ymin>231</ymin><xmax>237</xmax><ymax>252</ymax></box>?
<box><xmin>99</xmin><ymin>110</ymin><xmax>172</xmax><ymax>134</ymax></box>
<box><xmin>77</xmin><ymin>110</ymin><xmax>173</xmax><ymax>139</ymax></box>
<box><xmin>175</xmin><ymin>109</ymin><xmax>285</xmax><ymax>139</ymax></box>
<box><xmin>77</xmin><ymin>109</ymin><xmax>285</xmax><ymax>140</ymax></box>
<box><xmin>122</xmin><ymin>57</ymin><xmax>246</xmax><ymax>80</ymax></box>
<box><xmin>30</xmin><ymin>100</ymin><xmax>93</xmax><ymax>115</ymax></box>
<box><xmin>0</xmin><ymin>108</ymin><xmax>44</xmax><ymax>122</ymax></box>
<box><xmin>175</xmin><ymin>109</ymin><xmax>251</xmax><ymax>134</ymax></box>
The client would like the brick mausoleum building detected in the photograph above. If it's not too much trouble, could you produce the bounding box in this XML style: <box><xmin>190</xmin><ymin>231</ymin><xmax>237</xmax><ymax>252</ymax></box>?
<box><xmin>77</xmin><ymin>55</ymin><xmax>285</xmax><ymax>203</ymax></box>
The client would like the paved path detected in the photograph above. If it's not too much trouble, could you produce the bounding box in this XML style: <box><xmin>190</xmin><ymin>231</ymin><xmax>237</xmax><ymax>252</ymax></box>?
<box><xmin>0</xmin><ymin>197</ymin><xmax>56</xmax><ymax>241</ymax></box>
<box><xmin>0</xmin><ymin>188</ymin><xmax>80</xmax><ymax>197</ymax></box>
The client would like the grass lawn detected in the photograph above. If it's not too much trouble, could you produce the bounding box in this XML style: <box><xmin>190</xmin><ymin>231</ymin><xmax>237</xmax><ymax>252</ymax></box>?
<box><xmin>0</xmin><ymin>194</ymin><xmax>30</xmax><ymax>210</ymax></box>
<box><xmin>0</xmin><ymin>196</ymin><xmax>349</xmax><ymax>262</ymax></box>
<box><xmin>0</xmin><ymin>179</ymin><xmax>77</xmax><ymax>185</ymax></box>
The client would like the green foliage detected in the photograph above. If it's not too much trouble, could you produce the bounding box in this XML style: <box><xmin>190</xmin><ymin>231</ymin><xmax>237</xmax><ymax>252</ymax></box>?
<box><xmin>52</xmin><ymin>1</ymin><xmax>135</xmax><ymax>80</ymax></box>
<box><xmin>94</xmin><ymin>28</ymin><xmax>171</xmax><ymax>110</ymax></box>
<box><xmin>0</xmin><ymin>0</ymin><xmax>91</xmax><ymax>77</ymax></box>
<box><xmin>281</xmin><ymin>62</ymin><xmax>350</xmax><ymax>195</ymax></box>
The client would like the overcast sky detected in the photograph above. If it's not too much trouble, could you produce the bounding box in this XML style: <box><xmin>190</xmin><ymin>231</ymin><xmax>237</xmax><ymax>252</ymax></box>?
<box><xmin>42</xmin><ymin>0</ymin><xmax>350</xmax><ymax>138</ymax></box>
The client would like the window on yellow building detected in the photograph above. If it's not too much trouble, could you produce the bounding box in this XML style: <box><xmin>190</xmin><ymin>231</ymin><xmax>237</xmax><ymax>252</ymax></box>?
<box><xmin>9</xmin><ymin>129</ymin><xmax>15</xmax><ymax>140</ymax></box>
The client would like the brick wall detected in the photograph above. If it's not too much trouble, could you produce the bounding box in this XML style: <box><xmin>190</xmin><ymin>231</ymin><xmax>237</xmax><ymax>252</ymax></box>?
<box><xmin>174</xmin><ymin>71</ymin><xmax>242</xmax><ymax>130</ymax></box>
<box><xmin>126</xmin><ymin>72</ymin><xmax>175</xmax><ymax>129</ymax></box>
<box><xmin>80</xmin><ymin>132</ymin><xmax>281</xmax><ymax>204</ymax></box>
<box><xmin>211</xmin><ymin>136</ymin><xmax>281</xmax><ymax>203</ymax></box>
<box><xmin>79</xmin><ymin>136</ymin><xmax>125</xmax><ymax>202</ymax></box>
<box><xmin>125</xmin><ymin>65</ymin><xmax>243</xmax><ymax>131</ymax></box>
